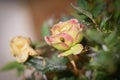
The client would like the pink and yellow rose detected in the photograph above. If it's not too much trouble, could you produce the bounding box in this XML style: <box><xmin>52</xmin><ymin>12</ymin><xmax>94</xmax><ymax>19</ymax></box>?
<box><xmin>45</xmin><ymin>19</ymin><xmax>84</xmax><ymax>57</ymax></box>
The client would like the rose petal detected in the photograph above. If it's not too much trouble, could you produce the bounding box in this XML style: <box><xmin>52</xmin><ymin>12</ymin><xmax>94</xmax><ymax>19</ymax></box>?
<box><xmin>70</xmin><ymin>19</ymin><xmax>78</xmax><ymax>24</ymax></box>
<box><xmin>45</xmin><ymin>33</ymin><xmax>73</xmax><ymax>45</ymax></box>
<box><xmin>58</xmin><ymin>44</ymin><xmax>83</xmax><ymax>57</ymax></box>
<box><xmin>22</xmin><ymin>44</ymin><xmax>38</xmax><ymax>56</ymax></box>
<box><xmin>16</xmin><ymin>51</ymin><xmax>29</xmax><ymax>63</ymax></box>
<box><xmin>80</xmin><ymin>24</ymin><xmax>85</xmax><ymax>28</ymax></box>
<box><xmin>75</xmin><ymin>32</ymin><xmax>83</xmax><ymax>44</ymax></box>
<box><xmin>71</xmin><ymin>44</ymin><xmax>83</xmax><ymax>55</ymax></box>
<box><xmin>52</xmin><ymin>42</ymin><xmax>69</xmax><ymax>50</ymax></box>
<box><xmin>45</xmin><ymin>33</ymin><xmax>73</xmax><ymax>50</ymax></box>
<box><xmin>28</xmin><ymin>47</ymin><xmax>38</xmax><ymax>56</ymax></box>
<box><xmin>10</xmin><ymin>42</ymin><xmax>21</xmax><ymax>56</ymax></box>
<box><xmin>51</xmin><ymin>22</ymin><xmax>63</xmax><ymax>35</ymax></box>
<box><xmin>60</xmin><ymin>23</ymin><xmax>72</xmax><ymax>32</ymax></box>
<box><xmin>44</xmin><ymin>36</ymin><xmax>54</xmax><ymax>45</ymax></box>
<box><xmin>64</xmin><ymin>29</ymin><xmax>79</xmax><ymax>46</ymax></box>
<box><xmin>16</xmin><ymin>44</ymin><xmax>29</xmax><ymax>63</ymax></box>
<box><xmin>57</xmin><ymin>33</ymin><xmax>73</xmax><ymax>47</ymax></box>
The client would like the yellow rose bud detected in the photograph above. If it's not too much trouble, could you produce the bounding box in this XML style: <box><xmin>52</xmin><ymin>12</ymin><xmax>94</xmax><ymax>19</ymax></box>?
<box><xmin>10</xmin><ymin>36</ymin><xmax>38</xmax><ymax>63</ymax></box>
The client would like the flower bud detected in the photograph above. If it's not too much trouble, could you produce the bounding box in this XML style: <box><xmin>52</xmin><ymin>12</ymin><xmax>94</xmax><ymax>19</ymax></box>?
<box><xmin>45</xmin><ymin>19</ymin><xmax>84</xmax><ymax>51</ymax></box>
<box><xmin>10</xmin><ymin>36</ymin><xmax>38</xmax><ymax>63</ymax></box>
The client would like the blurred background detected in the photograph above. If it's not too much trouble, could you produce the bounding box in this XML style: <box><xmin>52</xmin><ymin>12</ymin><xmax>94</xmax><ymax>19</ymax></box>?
<box><xmin>0</xmin><ymin>0</ymin><xmax>75</xmax><ymax>80</ymax></box>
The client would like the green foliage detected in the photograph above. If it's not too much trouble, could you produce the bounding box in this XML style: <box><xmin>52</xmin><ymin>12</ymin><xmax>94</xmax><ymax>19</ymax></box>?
<box><xmin>77</xmin><ymin>0</ymin><xmax>88</xmax><ymax>10</ymax></box>
<box><xmin>0</xmin><ymin>61</ymin><xmax>25</xmax><ymax>76</ymax></box>
<box><xmin>84</xmin><ymin>28</ymin><xmax>120</xmax><ymax>79</ymax></box>
<box><xmin>85</xmin><ymin>29</ymin><xmax>104</xmax><ymax>44</ymax></box>
<box><xmin>24</xmin><ymin>54</ymin><xmax>68</xmax><ymax>73</ymax></box>
<box><xmin>91</xmin><ymin>2</ymin><xmax>105</xmax><ymax>17</ymax></box>
<box><xmin>31</xmin><ymin>40</ymin><xmax>47</xmax><ymax>49</ymax></box>
<box><xmin>71</xmin><ymin>4</ymin><xmax>96</xmax><ymax>24</ymax></box>
<box><xmin>100</xmin><ymin>16</ymin><xmax>111</xmax><ymax>30</ymax></box>
<box><xmin>94</xmin><ymin>71</ymin><xmax>109</xmax><ymax>80</ymax></box>
<box><xmin>41</xmin><ymin>22</ymin><xmax>50</xmax><ymax>38</ymax></box>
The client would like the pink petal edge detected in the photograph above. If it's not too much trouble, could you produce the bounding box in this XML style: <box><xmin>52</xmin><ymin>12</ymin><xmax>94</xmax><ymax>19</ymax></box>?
<box><xmin>44</xmin><ymin>36</ymin><xmax>53</xmax><ymax>45</ymax></box>
<box><xmin>70</xmin><ymin>19</ymin><xmax>78</xmax><ymax>24</ymax></box>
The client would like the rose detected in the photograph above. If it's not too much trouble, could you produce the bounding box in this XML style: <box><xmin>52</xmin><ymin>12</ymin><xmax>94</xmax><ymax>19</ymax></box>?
<box><xmin>45</xmin><ymin>19</ymin><xmax>84</xmax><ymax>57</ymax></box>
<box><xmin>10</xmin><ymin>36</ymin><xmax>38</xmax><ymax>63</ymax></box>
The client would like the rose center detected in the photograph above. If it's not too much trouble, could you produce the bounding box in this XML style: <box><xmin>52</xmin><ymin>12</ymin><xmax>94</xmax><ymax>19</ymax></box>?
<box><xmin>60</xmin><ymin>37</ymin><xmax>65</xmax><ymax>42</ymax></box>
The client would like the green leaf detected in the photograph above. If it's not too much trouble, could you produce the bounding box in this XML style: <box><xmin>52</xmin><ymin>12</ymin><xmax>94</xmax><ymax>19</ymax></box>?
<box><xmin>100</xmin><ymin>16</ymin><xmax>111</xmax><ymax>29</ymax></box>
<box><xmin>31</xmin><ymin>41</ymin><xmax>47</xmax><ymax>48</ymax></box>
<box><xmin>73</xmin><ymin>12</ymin><xmax>87</xmax><ymax>21</ymax></box>
<box><xmin>91</xmin><ymin>51</ymin><xmax>117</xmax><ymax>74</ymax></box>
<box><xmin>94</xmin><ymin>71</ymin><xmax>109</xmax><ymax>80</ymax></box>
<box><xmin>78</xmin><ymin>74</ymin><xmax>88</xmax><ymax>80</ymax></box>
<box><xmin>1</xmin><ymin>61</ymin><xmax>23</xmax><ymax>71</ymax></box>
<box><xmin>24</xmin><ymin>54</ymin><xmax>68</xmax><ymax>73</ymax></box>
<box><xmin>71</xmin><ymin>4</ymin><xmax>96</xmax><ymax>24</ymax></box>
<box><xmin>93</xmin><ymin>0</ymin><xmax>104</xmax><ymax>3</ymax></box>
<box><xmin>79</xmin><ymin>15</ymin><xmax>87</xmax><ymax>20</ymax></box>
<box><xmin>114</xmin><ymin>0</ymin><xmax>120</xmax><ymax>23</ymax></box>
<box><xmin>104</xmin><ymin>30</ymin><xmax>118</xmax><ymax>48</ymax></box>
<box><xmin>77</xmin><ymin>0</ymin><xmax>88</xmax><ymax>10</ymax></box>
<box><xmin>41</xmin><ymin>22</ymin><xmax>50</xmax><ymax>38</ymax></box>
<box><xmin>48</xmin><ymin>54</ymin><xmax>68</xmax><ymax>65</ymax></box>
<box><xmin>0</xmin><ymin>61</ymin><xmax>25</xmax><ymax>76</ymax></box>
<box><xmin>85</xmin><ymin>29</ymin><xmax>104</xmax><ymax>44</ymax></box>
<box><xmin>91</xmin><ymin>2</ymin><xmax>105</xmax><ymax>17</ymax></box>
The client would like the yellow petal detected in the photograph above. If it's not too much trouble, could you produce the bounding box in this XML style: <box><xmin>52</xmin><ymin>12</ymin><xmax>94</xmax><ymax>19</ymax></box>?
<box><xmin>58</xmin><ymin>44</ymin><xmax>83</xmax><ymax>57</ymax></box>
<box><xmin>16</xmin><ymin>51</ymin><xmax>29</xmax><ymax>63</ymax></box>
<box><xmin>71</xmin><ymin>44</ymin><xmax>83</xmax><ymax>55</ymax></box>
<box><xmin>10</xmin><ymin>36</ymin><xmax>38</xmax><ymax>63</ymax></box>
<box><xmin>28</xmin><ymin>46</ymin><xmax>38</xmax><ymax>56</ymax></box>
